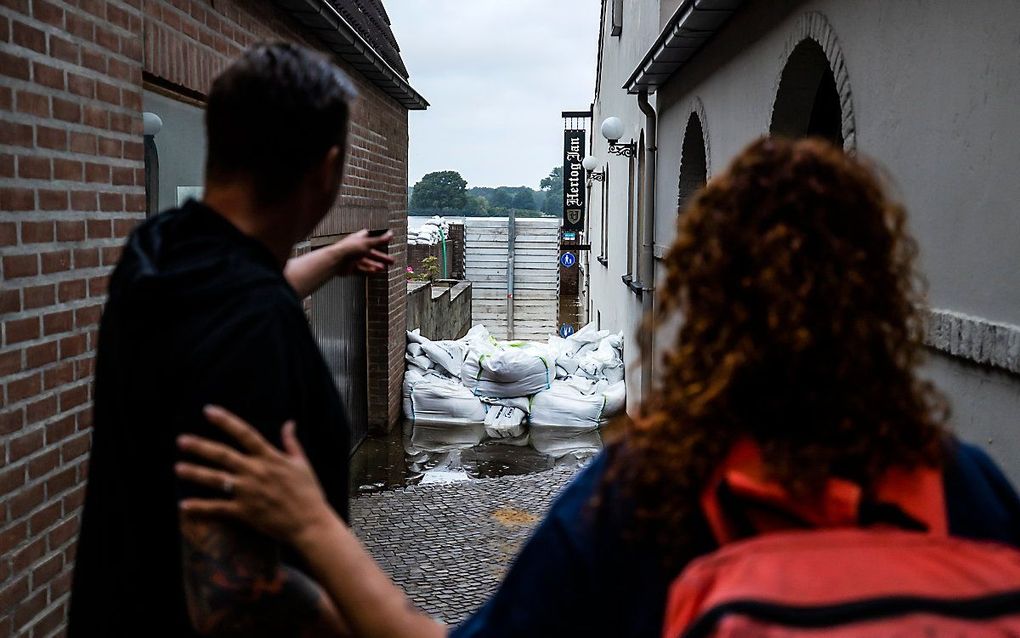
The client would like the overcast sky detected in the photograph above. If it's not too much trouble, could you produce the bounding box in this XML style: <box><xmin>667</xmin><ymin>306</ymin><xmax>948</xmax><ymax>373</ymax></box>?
<box><xmin>387</xmin><ymin>1</ymin><xmax>600</xmax><ymax>190</ymax></box>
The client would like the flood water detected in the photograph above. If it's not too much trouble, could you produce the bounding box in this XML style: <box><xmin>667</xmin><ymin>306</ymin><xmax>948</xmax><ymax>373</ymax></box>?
<box><xmin>349</xmin><ymin>421</ymin><xmax>608</xmax><ymax>495</ymax></box>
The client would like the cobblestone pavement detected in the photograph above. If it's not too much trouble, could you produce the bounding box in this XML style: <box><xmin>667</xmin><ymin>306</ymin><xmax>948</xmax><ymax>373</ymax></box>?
<box><xmin>350</xmin><ymin>467</ymin><xmax>582</xmax><ymax>625</ymax></box>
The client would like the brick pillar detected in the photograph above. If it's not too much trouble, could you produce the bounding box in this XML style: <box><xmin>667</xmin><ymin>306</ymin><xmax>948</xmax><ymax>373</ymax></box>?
<box><xmin>448</xmin><ymin>222</ymin><xmax>465</xmax><ymax>279</ymax></box>
<box><xmin>364</xmin><ymin>94</ymin><xmax>408</xmax><ymax>434</ymax></box>
<box><xmin>1</xmin><ymin>1</ymin><xmax>146</xmax><ymax>635</ymax></box>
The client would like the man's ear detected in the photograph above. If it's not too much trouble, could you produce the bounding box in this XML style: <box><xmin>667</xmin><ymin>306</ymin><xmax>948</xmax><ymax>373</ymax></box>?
<box><xmin>321</xmin><ymin>145</ymin><xmax>345</xmax><ymax>190</ymax></box>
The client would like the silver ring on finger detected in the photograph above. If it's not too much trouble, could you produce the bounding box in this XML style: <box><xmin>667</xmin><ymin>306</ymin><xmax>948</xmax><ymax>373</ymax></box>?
<box><xmin>222</xmin><ymin>477</ymin><xmax>235</xmax><ymax>496</ymax></box>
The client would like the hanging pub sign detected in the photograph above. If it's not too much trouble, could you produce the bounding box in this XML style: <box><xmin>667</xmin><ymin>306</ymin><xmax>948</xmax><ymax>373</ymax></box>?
<box><xmin>562</xmin><ymin>129</ymin><xmax>585</xmax><ymax>232</ymax></box>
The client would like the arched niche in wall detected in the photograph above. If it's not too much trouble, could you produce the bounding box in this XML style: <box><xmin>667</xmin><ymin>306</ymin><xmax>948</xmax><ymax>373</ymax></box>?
<box><xmin>770</xmin><ymin>13</ymin><xmax>855</xmax><ymax>150</ymax></box>
<box><xmin>677</xmin><ymin>111</ymin><xmax>707</xmax><ymax>213</ymax></box>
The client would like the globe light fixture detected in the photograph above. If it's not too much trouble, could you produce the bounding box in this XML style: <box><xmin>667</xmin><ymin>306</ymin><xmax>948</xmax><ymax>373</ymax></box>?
<box><xmin>582</xmin><ymin>154</ymin><xmax>604</xmax><ymax>182</ymax></box>
<box><xmin>600</xmin><ymin>116</ymin><xmax>636</xmax><ymax>158</ymax></box>
<box><xmin>143</xmin><ymin>112</ymin><xmax>163</xmax><ymax>137</ymax></box>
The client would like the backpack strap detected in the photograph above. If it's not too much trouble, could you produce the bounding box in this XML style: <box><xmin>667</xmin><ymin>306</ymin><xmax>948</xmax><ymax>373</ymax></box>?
<box><xmin>701</xmin><ymin>439</ymin><xmax>947</xmax><ymax>545</ymax></box>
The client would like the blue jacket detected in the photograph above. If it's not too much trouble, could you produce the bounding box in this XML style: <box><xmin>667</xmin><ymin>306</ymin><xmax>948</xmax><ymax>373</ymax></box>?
<box><xmin>452</xmin><ymin>439</ymin><xmax>1020</xmax><ymax>637</ymax></box>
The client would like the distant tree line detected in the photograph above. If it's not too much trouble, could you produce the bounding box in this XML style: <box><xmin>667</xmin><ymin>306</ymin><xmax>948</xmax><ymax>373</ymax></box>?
<box><xmin>409</xmin><ymin>168</ymin><xmax>564</xmax><ymax>218</ymax></box>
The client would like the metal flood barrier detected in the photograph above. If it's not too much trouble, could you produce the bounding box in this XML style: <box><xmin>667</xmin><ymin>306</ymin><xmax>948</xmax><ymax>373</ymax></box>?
<box><xmin>311</xmin><ymin>274</ymin><xmax>369</xmax><ymax>451</ymax></box>
<box><xmin>464</xmin><ymin>217</ymin><xmax>560</xmax><ymax>341</ymax></box>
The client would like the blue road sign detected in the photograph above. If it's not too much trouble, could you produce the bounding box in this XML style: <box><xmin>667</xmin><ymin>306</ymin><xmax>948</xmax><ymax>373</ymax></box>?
<box><xmin>559</xmin><ymin>324</ymin><xmax>575</xmax><ymax>338</ymax></box>
<box><xmin>563</xmin><ymin>231</ymin><xmax>577</xmax><ymax>241</ymax></box>
<box><xmin>559</xmin><ymin>252</ymin><xmax>577</xmax><ymax>268</ymax></box>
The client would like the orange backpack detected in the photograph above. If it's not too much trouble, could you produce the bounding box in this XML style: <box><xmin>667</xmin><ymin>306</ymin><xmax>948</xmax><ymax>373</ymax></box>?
<box><xmin>662</xmin><ymin>440</ymin><xmax>1020</xmax><ymax>637</ymax></box>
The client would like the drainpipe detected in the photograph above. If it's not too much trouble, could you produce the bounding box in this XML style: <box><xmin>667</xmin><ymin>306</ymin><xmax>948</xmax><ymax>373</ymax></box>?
<box><xmin>637</xmin><ymin>90</ymin><xmax>656</xmax><ymax>413</ymax></box>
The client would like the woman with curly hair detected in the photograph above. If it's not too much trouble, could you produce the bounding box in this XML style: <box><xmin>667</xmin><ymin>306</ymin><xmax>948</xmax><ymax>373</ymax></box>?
<box><xmin>175</xmin><ymin>137</ymin><xmax>1020</xmax><ymax>637</ymax></box>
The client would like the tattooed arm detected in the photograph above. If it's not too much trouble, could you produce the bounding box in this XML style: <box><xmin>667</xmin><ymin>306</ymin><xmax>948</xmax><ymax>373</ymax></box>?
<box><xmin>181</xmin><ymin>515</ymin><xmax>350</xmax><ymax>637</ymax></box>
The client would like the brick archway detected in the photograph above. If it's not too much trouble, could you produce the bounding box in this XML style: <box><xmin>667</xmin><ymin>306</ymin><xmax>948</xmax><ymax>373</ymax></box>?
<box><xmin>770</xmin><ymin>12</ymin><xmax>856</xmax><ymax>151</ymax></box>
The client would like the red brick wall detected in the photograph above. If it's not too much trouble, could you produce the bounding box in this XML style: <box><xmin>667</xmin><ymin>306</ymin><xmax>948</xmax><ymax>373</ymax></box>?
<box><xmin>0</xmin><ymin>0</ymin><xmax>410</xmax><ymax>634</ymax></box>
<box><xmin>1</xmin><ymin>1</ymin><xmax>146</xmax><ymax>634</ymax></box>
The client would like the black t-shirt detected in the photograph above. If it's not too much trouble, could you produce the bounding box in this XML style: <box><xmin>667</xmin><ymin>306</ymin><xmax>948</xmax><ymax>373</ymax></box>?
<box><xmin>68</xmin><ymin>201</ymin><xmax>351</xmax><ymax>637</ymax></box>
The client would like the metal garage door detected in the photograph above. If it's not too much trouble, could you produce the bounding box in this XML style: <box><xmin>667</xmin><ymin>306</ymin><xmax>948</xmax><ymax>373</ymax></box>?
<box><xmin>311</xmin><ymin>274</ymin><xmax>369</xmax><ymax>451</ymax></box>
<box><xmin>464</xmin><ymin>217</ymin><xmax>560</xmax><ymax>341</ymax></box>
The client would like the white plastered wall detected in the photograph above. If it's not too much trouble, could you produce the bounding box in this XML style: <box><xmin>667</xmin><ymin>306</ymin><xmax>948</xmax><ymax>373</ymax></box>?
<box><xmin>593</xmin><ymin>0</ymin><xmax>1020</xmax><ymax>478</ymax></box>
<box><xmin>587</xmin><ymin>0</ymin><xmax>662</xmax><ymax>416</ymax></box>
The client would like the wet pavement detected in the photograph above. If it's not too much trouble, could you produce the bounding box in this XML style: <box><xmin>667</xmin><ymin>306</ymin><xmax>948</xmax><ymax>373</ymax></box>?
<box><xmin>350</xmin><ymin>465</ymin><xmax>582</xmax><ymax>625</ymax></box>
<box><xmin>348</xmin><ymin>420</ymin><xmax>604</xmax><ymax>624</ymax></box>
<box><xmin>350</xmin><ymin>420</ymin><xmax>600</xmax><ymax>494</ymax></box>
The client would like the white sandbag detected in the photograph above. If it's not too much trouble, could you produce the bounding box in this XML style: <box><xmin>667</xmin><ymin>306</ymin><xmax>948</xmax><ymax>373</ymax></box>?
<box><xmin>421</xmin><ymin>339</ymin><xmax>465</xmax><ymax>377</ymax></box>
<box><xmin>402</xmin><ymin>369</ymin><xmax>423</xmax><ymax>418</ymax></box>
<box><xmin>402</xmin><ymin>367</ymin><xmax>441</xmax><ymax>419</ymax></box>
<box><xmin>572</xmin><ymin>335</ymin><xmax>625</xmax><ymax>382</ymax></box>
<box><xmin>603</xmin><ymin>332</ymin><xmax>624</xmax><ymax>353</ymax></box>
<box><xmin>462</xmin><ymin>348</ymin><xmax>552</xmax><ymax>398</ymax></box>
<box><xmin>404</xmin><ymin>367</ymin><xmax>426</xmax><ymax>389</ymax></box>
<box><xmin>563</xmin><ymin>376</ymin><xmax>602</xmax><ymax>395</ymax></box>
<box><xmin>483</xmin><ymin>405</ymin><xmax>527</xmax><ymax>440</ymax></box>
<box><xmin>530</xmin><ymin>380</ymin><xmax>625</xmax><ymax>426</ymax></box>
<box><xmin>407</xmin><ymin>330</ymin><xmax>466</xmax><ymax>378</ymax></box>
<box><xmin>408</xmin><ymin>375</ymin><xmax>486</xmax><ymax>427</ymax></box>
<box><xmin>557</xmin><ymin>357</ymin><xmax>579</xmax><ymax>377</ymax></box>
<box><xmin>480</xmin><ymin>396</ymin><xmax>531</xmax><ymax>414</ymax></box>
<box><xmin>529</xmin><ymin>380</ymin><xmax>624</xmax><ymax>458</ymax></box>
<box><xmin>530</xmin><ymin>380</ymin><xmax>607</xmax><ymax>429</ymax></box>
<box><xmin>564</xmin><ymin>323</ymin><xmax>598</xmax><ymax>348</ymax></box>
<box><xmin>565</xmin><ymin>324</ymin><xmax>611</xmax><ymax>354</ymax></box>
<box><xmin>461</xmin><ymin>324</ymin><xmax>498</xmax><ymax>358</ymax></box>
<box><xmin>462</xmin><ymin>324</ymin><xmax>491</xmax><ymax>343</ymax></box>
<box><xmin>406</xmin><ymin>361</ymin><xmax>431</xmax><ymax>377</ymax></box>
<box><xmin>602</xmin><ymin>360</ymin><xmax>625</xmax><ymax>383</ymax></box>
<box><xmin>601</xmin><ymin>380</ymin><xmax>627</xmax><ymax>417</ymax></box>
<box><xmin>405</xmin><ymin>353</ymin><xmax>433</xmax><ymax>370</ymax></box>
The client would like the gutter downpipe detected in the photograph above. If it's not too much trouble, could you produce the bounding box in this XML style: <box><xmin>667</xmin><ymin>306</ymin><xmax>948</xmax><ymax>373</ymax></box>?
<box><xmin>637</xmin><ymin>89</ymin><xmax>657</xmax><ymax>414</ymax></box>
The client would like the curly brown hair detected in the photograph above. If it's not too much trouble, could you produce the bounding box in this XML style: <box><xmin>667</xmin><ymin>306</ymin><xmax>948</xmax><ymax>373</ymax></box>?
<box><xmin>607</xmin><ymin>136</ymin><xmax>947</xmax><ymax>568</ymax></box>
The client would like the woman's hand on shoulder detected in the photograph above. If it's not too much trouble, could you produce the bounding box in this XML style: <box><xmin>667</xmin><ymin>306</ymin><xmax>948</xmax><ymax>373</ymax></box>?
<box><xmin>176</xmin><ymin>405</ymin><xmax>338</xmax><ymax>548</ymax></box>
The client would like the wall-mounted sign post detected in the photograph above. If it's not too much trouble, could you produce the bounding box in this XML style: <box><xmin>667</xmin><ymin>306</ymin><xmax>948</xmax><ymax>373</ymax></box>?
<box><xmin>560</xmin><ymin>110</ymin><xmax>592</xmax><ymax>336</ymax></box>
<box><xmin>562</xmin><ymin>129</ymin><xmax>586</xmax><ymax>232</ymax></box>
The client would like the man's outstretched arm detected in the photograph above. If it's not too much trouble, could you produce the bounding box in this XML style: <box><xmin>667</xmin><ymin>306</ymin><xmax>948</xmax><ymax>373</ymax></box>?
<box><xmin>284</xmin><ymin>230</ymin><xmax>393</xmax><ymax>298</ymax></box>
<box><xmin>181</xmin><ymin>515</ymin><xmax>350</xmax><ymax>637</ymax></box>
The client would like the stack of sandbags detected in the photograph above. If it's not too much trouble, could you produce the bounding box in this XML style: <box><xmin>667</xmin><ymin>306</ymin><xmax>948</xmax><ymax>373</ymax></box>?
<box><xmin>529</xmin><ymin>379</ymin><xmax>626</xmax><ymax>457</ymax></box>
<box><xmin>402</xmin><ymin>322</ymin><xmax>626</xmax><ymax>457</ymax></box>
<box><xmin>403</xmin><ymin>329</ymin><xmax>485</xmax><ymax>446</ymax></box>
<box><xmin>549</xmin><ymin>325</ymin><xmax>625</xmax><ymax>383</ymax></box>
<box><xmin>407</xmin><ymin>329</ymin><xmax>464</xmax><ymax>377</ymax></box>
<box><xmin>408</xmin><ymin>215</ymin><xmax>451</xmax><ymax>246</ymax></box>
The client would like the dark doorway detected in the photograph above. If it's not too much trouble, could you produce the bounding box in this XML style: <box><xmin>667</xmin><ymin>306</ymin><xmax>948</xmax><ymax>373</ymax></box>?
<box><xmin>770</xmin><ymin>39</ymin><xmax>843</xmax><ymax>146</ymax></box>
<box><xmin>678</xmin><ymin>113</ymin><xmax>707</xmax><ymax>213</ymax></box>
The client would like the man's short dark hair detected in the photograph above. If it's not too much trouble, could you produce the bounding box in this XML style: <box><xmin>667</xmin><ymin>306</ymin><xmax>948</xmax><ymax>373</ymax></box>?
<box><xmin>205</xmin><ymin>42</ymin><xmax>358</xmax><ymax>204</ymax></box>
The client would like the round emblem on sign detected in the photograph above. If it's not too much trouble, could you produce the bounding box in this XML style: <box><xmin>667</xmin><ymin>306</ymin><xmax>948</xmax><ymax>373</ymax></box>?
<box><xmin>559</xmin><ymin>252</ymin><xmax>576</xmax><ymax>268</ymax></box>
<box><xmin>559</xmin><ymin>324</ymin><xmax>575</xmax><ymax>338</ymax></box>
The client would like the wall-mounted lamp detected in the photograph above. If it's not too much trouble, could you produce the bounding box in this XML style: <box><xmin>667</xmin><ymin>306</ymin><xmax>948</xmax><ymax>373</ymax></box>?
<box><xmin>582</xmin><ymin>155</ymin><xmax>604</xmax><ymax>182</ymax></box>
<box><xmin>601</xmin><ymin>116</ymin><xmax>636</xmax><ymax>158</ymax></box>
<box><xmin>143</xmin><ymin>112</ymin><xmax>163</xmax><ymax>137</ymax></box>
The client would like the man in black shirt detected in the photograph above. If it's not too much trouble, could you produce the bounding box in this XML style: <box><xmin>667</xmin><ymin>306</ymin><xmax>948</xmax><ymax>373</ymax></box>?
<box><xmin>69</xmin><ymin>43</ymin><xmax>392</xmax><ymax>636</ymax></box>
